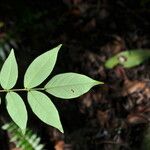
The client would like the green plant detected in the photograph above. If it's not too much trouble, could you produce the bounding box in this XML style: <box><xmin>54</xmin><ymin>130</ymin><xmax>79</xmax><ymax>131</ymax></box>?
<box><xmin>0</xmin><ymin>44</ymin><xmax>103</xmax><ymax>133</ymax></box>
<box><xmin>2</xmin><ymin>122</ymin><xmax>44</xmax><ymax>150</ymax></box>
<box><xmin>105</xmin><ymin>49</ymin><xmax>150</xmax><ymax>69</ymax></box>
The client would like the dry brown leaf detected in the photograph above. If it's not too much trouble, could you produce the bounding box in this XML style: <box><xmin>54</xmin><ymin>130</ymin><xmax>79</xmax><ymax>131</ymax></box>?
<box><xmin>127</xmin><ymin>114</ymin><xmax>148</xmax><ymax>125</ymax></box>
<box><xmin>54</xmin><ymin>140</ymin><xmax>65</xmax><ymax>150</ymax></box>
<box><xmin>122</xmin><ymin>79</ymin><xmax>146</xmax><ymax>96</ymax></box>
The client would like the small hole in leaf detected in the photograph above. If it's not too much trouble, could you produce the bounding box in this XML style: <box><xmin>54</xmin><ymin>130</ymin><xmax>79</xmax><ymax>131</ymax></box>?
<box><xmin>118</xmin><ymin>55</ymin><xmax>127</xmax><ymax>64</ymax></box>
<box><xmin>71</xmin><ymin>89</ymin><xmax>74</xmax><ymax>93</ymax></box>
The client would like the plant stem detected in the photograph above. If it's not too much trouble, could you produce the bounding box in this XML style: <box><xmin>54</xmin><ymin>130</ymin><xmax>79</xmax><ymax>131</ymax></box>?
<box><xmin>0</xmin><ymin>88</ymin><xmax>45</xmax><ymax>93</ymax></box>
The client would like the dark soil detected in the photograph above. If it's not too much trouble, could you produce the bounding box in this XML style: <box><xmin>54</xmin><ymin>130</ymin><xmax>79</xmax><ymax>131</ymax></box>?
<box><xmin>0</xmin><ymin>0</ymin><xmax>150</xmax><ymax>150</ymax></box>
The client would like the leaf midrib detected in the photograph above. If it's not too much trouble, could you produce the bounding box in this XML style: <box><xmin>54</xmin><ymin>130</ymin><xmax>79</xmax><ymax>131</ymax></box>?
<box><xmin>45</xmin><ymin>81</ymin><xmax>100</xmax><ymax>90</ymax></box>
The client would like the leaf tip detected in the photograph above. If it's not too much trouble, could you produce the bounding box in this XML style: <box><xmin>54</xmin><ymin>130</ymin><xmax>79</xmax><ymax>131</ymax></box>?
<box><xmin>55</xmin><ymin>44</ymin><xmax>62</xmax><ymax>52</ymax></box>
<box><xmin>53</xmin><ymin>44</ymin><xmax>62</xmax><ymax>53</ymax></box>
<box><xmin>94</xmin><ymin>80</ymin><xmax>104</xmax><ymax>85</ymax></box>
<box><xmin>59</xmin><ymin>126</ymin><xmax>64</xmax><ymax>133</ymax></box>
<box><xmin>58</xmin><ymin>44</ymin><xmax>63</xmax><ymax>48</ymax></box>
<box><xmin>98</xmin><ymin>81</ymin><xmax>104</xmax><ymax>84</ymax></box>
<box><xmin>10</xmin><ymin>48</ymin><xmax>15</xmax><ymax>56</ymax></box>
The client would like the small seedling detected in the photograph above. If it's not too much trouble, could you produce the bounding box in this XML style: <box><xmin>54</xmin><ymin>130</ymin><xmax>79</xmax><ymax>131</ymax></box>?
<box><xmin>105</xmin><ymin>49</ymin><xmax>150</xmax><ymax>69</ymax></box>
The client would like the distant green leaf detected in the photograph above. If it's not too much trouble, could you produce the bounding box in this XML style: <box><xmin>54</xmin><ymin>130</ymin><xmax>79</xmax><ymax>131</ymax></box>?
<box><xmin>24</xmin><ymin>44</ymin><xmax>62</xmax><ymax>89</ymax></box>
<box><xmin>2</xmin><ymin>122</ymin><xmax>45</xmax><ymax>150</ymax></box>
<box><xmin>0</xmin><ymin>49</ymin><xmax>18</xmax><ymax>89</ymax></box>
<box><xmin>105</xmin><ymin>50</ymin><xmax>150</xmax><ymax>69</ymax></box>
<box><xmin>45</xmin><ymin>73</ymin><xmax>103</xmax><ymax>99</ymax></box>
<box><xmin>6</xmin><ymin>92</ymin><xmax>28</xmax><ymax>130</ymax></box>
<box><xmin>28</xmin><ymin>91</ymin><xmax>63</xmax><ymax>133</ymax></box>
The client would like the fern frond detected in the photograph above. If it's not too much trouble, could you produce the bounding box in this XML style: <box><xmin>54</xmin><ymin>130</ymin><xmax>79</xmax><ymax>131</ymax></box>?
<box><xmin>2</xmin><ymin>122</ymin><xmax>45</xmax><ymax>150</ymax></box>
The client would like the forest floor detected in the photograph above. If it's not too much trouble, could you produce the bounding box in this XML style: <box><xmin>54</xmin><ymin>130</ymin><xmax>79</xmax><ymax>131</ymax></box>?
<box><xmin>0</xmin><ymin>0</ymin><xmax>150</xmax><ymax>150</ymax></box>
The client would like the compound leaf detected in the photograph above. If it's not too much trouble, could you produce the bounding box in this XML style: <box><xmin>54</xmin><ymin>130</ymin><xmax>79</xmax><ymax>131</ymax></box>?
<box><xmin>45</xmin><ymin>73</ymin><xmax>103</xmax><ymax>99</ymax></box>
<box><xmin>24</xmin><ymin>44</ymin><xmax>62</xmax><ymax>89</ymax></box>
<box><xmin>105</xmin><ymin>50</ymin><xmax>150</xmax><ymax>69</ymax></box>
<box><xmin>0</xmin><ymin>49</ymin><xmax>18</xmax><ymax>89</ymax></box>
<box><xmin>28</xmin><ymin>91</ymin><xmax>63</xmax><ymax>133</ymax></box>
<box><xmin>6</xmin><ymin>92</ymin><xmax>28</xmax><ymax>130</ymax></box>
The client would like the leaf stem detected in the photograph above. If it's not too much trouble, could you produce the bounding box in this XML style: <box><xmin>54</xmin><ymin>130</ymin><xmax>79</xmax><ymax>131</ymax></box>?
<box><xmin>0</xmin><ymin>88</ymin><xmax>45</xmax><ymax>93</ymax></box>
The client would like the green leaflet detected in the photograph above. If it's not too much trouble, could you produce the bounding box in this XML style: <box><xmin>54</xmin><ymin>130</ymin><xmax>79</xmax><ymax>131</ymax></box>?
<box><xmin>6</xmin><ymin>92</ymin><xmax>28</xmax><ymax>130</ymax></box>
<box><xmin>24</xmin><ymin>44</ymin><xmax>62</xmax><ymax>89</ymax></box>
<box><xmin>105</xmin><ymin>50</ymin><xmax>150</xmax><ymax>69</ymax></box>
<box><xmin>0</xmin><ymin>49</ymin><xmax>18</xmax><ymax>89</ymax></box>
<box><xmin>45</xmin><ymin>73</ymin><xmax>103</xmax><ymax>99</ymax></box>
<box><xmin>28</xmin><ymin>91</ymin><xmax>63</xmax><ymax>133</ymax></box>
